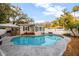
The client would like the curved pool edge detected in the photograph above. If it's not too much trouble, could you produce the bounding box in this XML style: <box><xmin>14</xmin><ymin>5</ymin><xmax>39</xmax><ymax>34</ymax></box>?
<box><xmin>59</xmin><ymin>36</ymin><xmax>71</xmax><ymax>56</ymax></box>
<box><xmin>11</xmin><ymin>34</ymin><xmax>64</xmax><ymax>46</ymax></box>
<box><xmin>0</xmin><ymin>35</ymin><xmax>71</xmax><ymax>56</ymax></box>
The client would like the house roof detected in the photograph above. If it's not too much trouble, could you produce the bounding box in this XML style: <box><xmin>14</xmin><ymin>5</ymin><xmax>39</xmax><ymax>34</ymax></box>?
<box><xmin>18</xmin><ymin>23</ymin><xmax>35</xmax><ymax>26</ymax></box>
<box><xmin>18</xmin><ymin>23</ymin><xmax>44</xmax><ymax>27</ymax></box>
<box><xmin>0</xmin><ymin>23</ymin><xmax>19</xmax><ymax>28</ymax></box>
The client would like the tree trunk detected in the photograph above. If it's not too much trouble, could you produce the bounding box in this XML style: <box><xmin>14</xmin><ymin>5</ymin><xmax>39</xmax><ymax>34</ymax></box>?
<box><xmin>13</xmin><ymin>17</ymin><xmax>16</xmax><ymax>24</ymax></box>
<box><xmin>70</xmin><ymin>29</ymin><xmax>76</xmax><ymax>36</ymax></box>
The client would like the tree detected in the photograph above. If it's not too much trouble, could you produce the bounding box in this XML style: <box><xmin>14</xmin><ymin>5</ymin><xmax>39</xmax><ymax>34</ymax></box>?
<box><xmin>59</xmin><ymin>11</ymin><xmax>78</xmax><ymax>36</ymax></box>
<box><xmin>0</xmin><ymin>3</ymin><xmax>24</xmax><ymax>24</ymax></box>
<box><xmin>74</xmin><ymin>20</ymin><xmax>79</xmax><ymax>32</ymax></box>
<box><xmin>16</xmin><ymin>13</ymin><xmax>34</xmax><ymax>24</ymax></box>
<box><xmin>0</xmin><ymin>3</ymin><xmax>12</xmax><ymax>23</ymax></box>
<box><xmin>49</xmin><ymin>7</ymin><xmax>79</xmax><ymax>36</ymax></box>
<box><xmin>72</xmin><ymin>6</ymin><xmax>79</xmax><ymax>23</ymax></box>
<box><xmin>44</xmin><ymin>22</ymin><xmax>51</xmax><ymax>28</ymax></box>
<box><xmin>72</xmin><ymin>6</ymin><xmax>79</xmax><ymax>12</ymax></box>
<box><xmin>51</xmin><ymin>20</ymin><xmax>59</xmax><ymax>27</ymax></box>
<box><xmin>10</xmin><ymin>5</ymin><xmax>23</xmax><ymax>24</ymax></box>
<box><xmin>0</xmin><ymin>3</ymin><xmax>22</xmax><ymax>24</ymax></box>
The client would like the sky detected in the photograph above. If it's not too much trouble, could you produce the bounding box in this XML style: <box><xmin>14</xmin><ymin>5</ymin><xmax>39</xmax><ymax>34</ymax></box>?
<box><xmin>13</xmin><ymin>3</ymin><xmax>79</xmax><ymax>23</ymax></box>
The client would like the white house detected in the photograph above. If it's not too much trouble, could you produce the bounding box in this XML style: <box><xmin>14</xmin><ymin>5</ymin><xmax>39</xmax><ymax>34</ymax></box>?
<box><xmin>18</xmin><ymin>23</ymin><xmax>45</xmax><ymax>35</ymax></box>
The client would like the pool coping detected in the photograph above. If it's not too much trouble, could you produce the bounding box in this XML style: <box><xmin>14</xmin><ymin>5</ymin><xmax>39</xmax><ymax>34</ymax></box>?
<box><xmin>1</xmin><ymin>34</ymin><xmax>65</xmax><ymax>45</ymax></box>
<box><xmin>0</xmin><ymin>35</ymin><xmax>71</xmax><ymax>56</ymax></box>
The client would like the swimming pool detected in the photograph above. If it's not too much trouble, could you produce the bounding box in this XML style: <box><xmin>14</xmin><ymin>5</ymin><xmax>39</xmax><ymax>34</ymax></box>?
<box><xmin>11</xmin><ymin>35</ymin><xmax>63</xmax><ymax>46</ymax></box>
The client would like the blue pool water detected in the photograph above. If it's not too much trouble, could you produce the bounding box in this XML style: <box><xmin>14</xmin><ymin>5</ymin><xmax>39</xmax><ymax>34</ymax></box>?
<box><xmin>11</xmin><ymin>35</ymin><xmax>63</xmax><ymax>46</ymax></box>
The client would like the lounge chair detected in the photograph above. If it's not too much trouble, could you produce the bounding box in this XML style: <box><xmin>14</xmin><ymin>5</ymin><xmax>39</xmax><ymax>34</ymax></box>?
<box><xmin>48</xmin><ymin>32</ymin><xmax>53</xmax><ymax>34</ymax></box>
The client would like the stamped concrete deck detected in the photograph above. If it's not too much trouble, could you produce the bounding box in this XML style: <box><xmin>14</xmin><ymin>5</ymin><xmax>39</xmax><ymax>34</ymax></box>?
<box><xmin>0</xmin><ymin>36</ymin><xmax>70</xmax><ymax>56</ymax></box>
<box><xmin>0</xmin><ymin>52</ymin><xmax>2</xmax><ymax>56</ymax></box>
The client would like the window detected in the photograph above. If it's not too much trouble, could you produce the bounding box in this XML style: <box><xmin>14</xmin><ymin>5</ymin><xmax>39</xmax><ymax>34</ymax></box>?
<box><xmin>23</xmin><ymin>26</ymin><xmax>25</xmax><ymax>31</ymax></box>
<box><xmin>35</xmin><ymin>27</ymin><xmax>38</xmax><ymax>32</ymax></box>
<box><xmin>40</xmin><ymin>27</ymin><xmax>42</xmax><ymax>31</ymax></box>
<box><xmin>25</xmin><ymin>27</ymin><xmax>28</xmax><ymax>31</ymax></box>
<box><xmin>28</xmin><ymin>27</ymin><xmax>29</xmax><ymax>31</ymax></box>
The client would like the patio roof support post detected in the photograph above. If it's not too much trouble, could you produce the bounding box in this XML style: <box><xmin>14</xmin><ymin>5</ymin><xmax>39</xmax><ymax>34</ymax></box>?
<box><xmin>0</xmin><ymin>36</ymin><xmax>2</xmax><ymax>45</ymax></box>
<box><xmin>34</xmin><ymin>26</ymin><xmax>36</xmax><ymax>32</ymax></box>
<box><xmin>19</xmin><ymin>26</ymin><xmax>20</xmax><ymax>35</ymax></box>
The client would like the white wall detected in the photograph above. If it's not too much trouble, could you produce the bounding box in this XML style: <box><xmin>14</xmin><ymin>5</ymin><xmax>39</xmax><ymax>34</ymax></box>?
<box><xmin>19</xmin><ymin>26</ymin><xmax>26</xmax><ymax>34</ymax></box>
<box><xmin>35</xmin><ymin>31</ymin><xmax>43</xmax><ymax>35</ymax></box>
<box><xmin>45</xmin><ymin>28</ymin><xmax>69</xmax><ymax>35</ymax></box>
<box><xmin>0</xmin><ymin>29</ymin><xmax>7</xmax><ymax>36</ymax></box>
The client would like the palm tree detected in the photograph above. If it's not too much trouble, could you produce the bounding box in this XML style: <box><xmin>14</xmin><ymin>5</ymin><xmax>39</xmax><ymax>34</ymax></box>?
<box><xmin>72</xmin><ymin>6</ymin><xmax>79</xmax><ymax>12</ymax></box>
<box><xmin>72</xmin><ymin>6</ymin><xmax>79</xmax><ymax>23</ymax></box>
